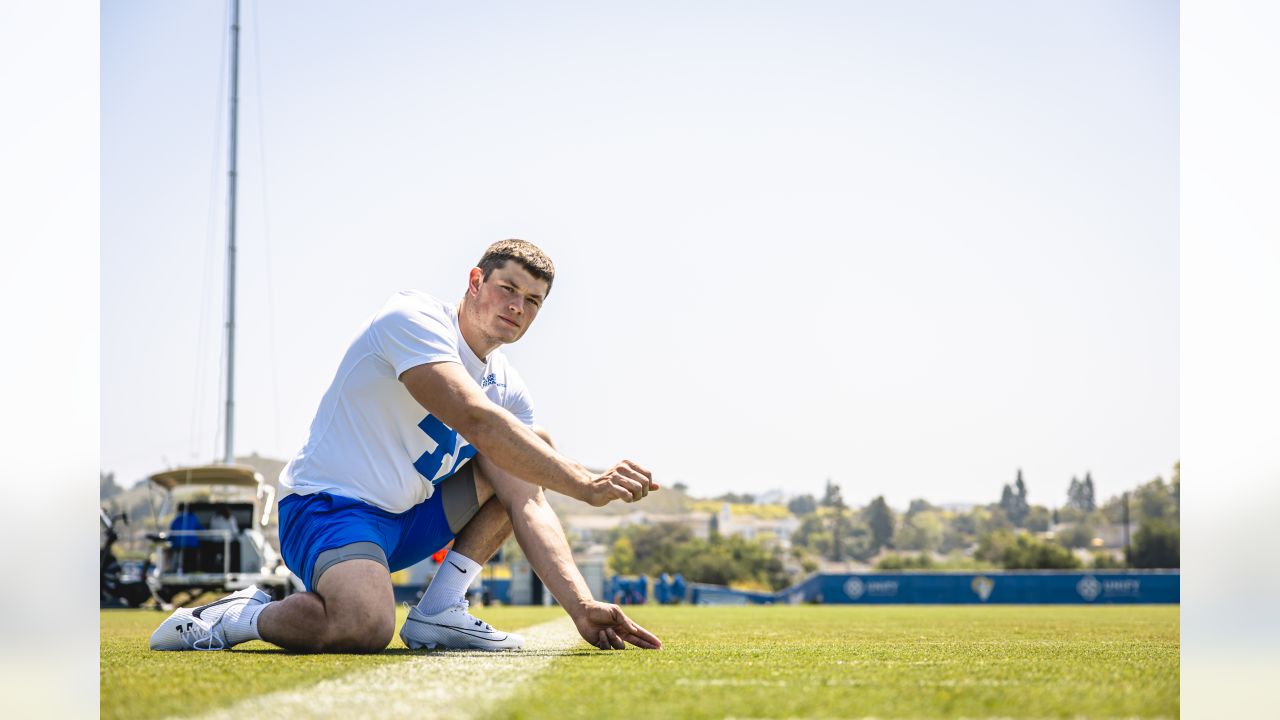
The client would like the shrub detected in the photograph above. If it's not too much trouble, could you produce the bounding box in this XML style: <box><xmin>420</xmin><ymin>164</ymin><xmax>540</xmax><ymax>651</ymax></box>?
<box><xmin>1128</xmin><ymin>519</ymin><xmax>1179</xmax><ymax>568</ymax></box>
<box><xmin>875</xmin><ymin>553</ymin><xmax>936</xmax><ymax>570</ymax></box>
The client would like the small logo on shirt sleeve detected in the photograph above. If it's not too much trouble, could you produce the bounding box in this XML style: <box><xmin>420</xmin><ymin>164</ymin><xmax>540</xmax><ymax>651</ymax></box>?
<box><xmin>480</xmin><ymin>373</ymin><xmax>506</xmax><ymax>389</ymax></box>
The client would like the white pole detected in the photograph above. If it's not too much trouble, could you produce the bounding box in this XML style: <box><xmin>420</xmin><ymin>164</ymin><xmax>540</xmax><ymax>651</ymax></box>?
<box><xmin>223</xmin><ymin>0</ymin><xmax>241</xmax><ymax>465</ymax></box>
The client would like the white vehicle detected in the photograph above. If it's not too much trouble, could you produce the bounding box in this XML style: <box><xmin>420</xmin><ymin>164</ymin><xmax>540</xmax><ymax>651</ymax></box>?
<box><xmin>145</xmin><ymin>464</ymin><xmax>301</xmax><ymax>603</ymax></box>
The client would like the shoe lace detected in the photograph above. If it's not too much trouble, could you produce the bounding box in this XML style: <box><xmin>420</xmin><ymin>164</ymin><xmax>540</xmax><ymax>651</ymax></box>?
<box><xmin>452</xmin><ymin>598</ymin><xmax>492</xmax><ymax>630</ymax></box>
<box><xmin>180</xmin><ymin>617</ymin><xmax>227</xmax><ymax>651</ymax></box>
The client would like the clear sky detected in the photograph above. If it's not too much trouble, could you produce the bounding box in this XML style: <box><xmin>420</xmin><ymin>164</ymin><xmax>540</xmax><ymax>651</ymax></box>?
<box><xmin>101</xmin><ymin>0</ymin><xmax>1178</xmax><ymax>509</ymax></box>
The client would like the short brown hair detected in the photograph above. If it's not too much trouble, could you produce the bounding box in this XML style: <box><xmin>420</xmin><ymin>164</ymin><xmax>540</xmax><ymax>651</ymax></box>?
<box><xmin>477</xmin><ymin>239</ymin><xmax>555</xmax><ymax>294</ymax></box>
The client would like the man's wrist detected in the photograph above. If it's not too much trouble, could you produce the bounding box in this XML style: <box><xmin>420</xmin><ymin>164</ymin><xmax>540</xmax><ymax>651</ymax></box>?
<box><xmin>565</xmin><ymin>595</ymin><xmax>594</xmax><ymax>618</ymax></box>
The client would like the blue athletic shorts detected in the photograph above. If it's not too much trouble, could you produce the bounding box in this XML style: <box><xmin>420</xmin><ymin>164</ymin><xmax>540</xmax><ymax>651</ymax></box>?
<box><xmin>277</xmin><ymin>466</ymin><xmax>480</xmax><ymax>591</ymax></box>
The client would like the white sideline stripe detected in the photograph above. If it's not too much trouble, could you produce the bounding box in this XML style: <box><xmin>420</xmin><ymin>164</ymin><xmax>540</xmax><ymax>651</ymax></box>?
<box><xmin>183</xmin><ymin>617</ymin><xmax>580</xmax><ymax>720</ymax></box>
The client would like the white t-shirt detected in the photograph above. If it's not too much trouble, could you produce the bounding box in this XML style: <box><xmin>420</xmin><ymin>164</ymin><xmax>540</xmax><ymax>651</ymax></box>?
<box><xmin>280</xmin><ymin>291</ymin><xmax>535</xmax><ymax>513</ymax></box>
<box><xmin>210</xmin><ymin>514</ymin><xmax>239</xmax><ymax>534</ymax></box>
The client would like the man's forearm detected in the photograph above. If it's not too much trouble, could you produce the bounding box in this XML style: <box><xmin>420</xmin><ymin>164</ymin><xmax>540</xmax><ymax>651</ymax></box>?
<box><xmin>508</xmin><ymin>494</ymin><xmax>594</xmax><ymax>615</ymax></box>
<box><xmin>465</xmin><ymin>407</ymin><xmax>594</xmax><ymax>501</ymax></box>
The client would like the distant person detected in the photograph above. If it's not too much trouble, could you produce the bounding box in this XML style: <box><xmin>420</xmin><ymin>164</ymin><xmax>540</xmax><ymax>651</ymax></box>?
<box><xmin>670</xmin><ymin>573</ymin><xmax>687</xmax><ymax>603</ymax></box>
<box><xmin>209</xmin><ymin>507</ymin><xmax>241</xmax><ymax>571</ymax></box>
<box><xmin>209</xmin><ymin>507</ymin><xmax>239</xmax><ymax>535</ymax></box>
<box><xmin>656</xmin><ymin>572</ymin><xmax>671</xmax><ymax>605</ymax></box>
<box><xmin>151</xmin><ymin>239</ymin><xmax>661</xmax><ymax>654</ymax></box>
<box><xmin>167</xmin><ymin>504</ymin><xmax>202</xmax><ymax>573</ymax></box>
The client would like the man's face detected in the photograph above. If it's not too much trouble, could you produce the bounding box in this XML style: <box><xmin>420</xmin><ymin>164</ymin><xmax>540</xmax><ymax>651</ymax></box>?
<box><xmin>469</xmin><ymin>262</ymin><xmax>549</xmax><ymax>345</ymax></box>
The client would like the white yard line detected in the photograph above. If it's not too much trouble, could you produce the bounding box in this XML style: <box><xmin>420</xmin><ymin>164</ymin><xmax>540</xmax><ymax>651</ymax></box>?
<box><xmin>184</xmin><ymin>617</ymin><xmax>580</xmax><ymax>720</ymax></box>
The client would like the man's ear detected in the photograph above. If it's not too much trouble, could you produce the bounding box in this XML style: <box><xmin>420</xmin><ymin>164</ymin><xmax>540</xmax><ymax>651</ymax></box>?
<box><xmin>468</xmin><ymin>267</ymin><xmax>484</xmax><ymax>296</ymax></box>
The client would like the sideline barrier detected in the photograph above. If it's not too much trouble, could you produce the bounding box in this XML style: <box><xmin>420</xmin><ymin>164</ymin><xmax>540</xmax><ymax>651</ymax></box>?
<box><xmin>690</xmin><ymin>571</ymin><xmax>1179</xmax><ymax>605</ymax></box>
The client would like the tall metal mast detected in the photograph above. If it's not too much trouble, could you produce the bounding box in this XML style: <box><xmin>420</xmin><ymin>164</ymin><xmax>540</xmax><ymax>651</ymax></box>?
<box><xmin>222</xmin><ymin>0</ymin><xmax>241</xmax><ymax>465</ymax></box>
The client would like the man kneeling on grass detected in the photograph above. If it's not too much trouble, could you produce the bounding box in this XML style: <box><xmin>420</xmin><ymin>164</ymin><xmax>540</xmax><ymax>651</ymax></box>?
<box><xmin>150</xmin><ymin>239</ymin><xmax>661</xmax><ymax>653</ymax></box>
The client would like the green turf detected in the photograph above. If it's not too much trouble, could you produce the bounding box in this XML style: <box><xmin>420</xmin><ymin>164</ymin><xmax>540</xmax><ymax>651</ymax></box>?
<box><xmin>490</xmin><ymin>606</ymin><xmax>1179</xmax><ymax>719</ymax></box>
<box><xmin>100</xmin><ymin>605</ymin><xmax>563</xmax><ymax>720</ymax></box>
<box><xmin>102</xmin><ymin>605</ymin><xmax>1178</xmax><ymax>719</ymax></box>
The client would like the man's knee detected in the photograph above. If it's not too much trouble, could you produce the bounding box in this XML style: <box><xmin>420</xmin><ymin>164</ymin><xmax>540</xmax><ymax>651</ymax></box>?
<box><xmin>314</xmin><ymin>558</ymin><xmax>395</xmax><ymax>653</ymax></box>
<box><xmin>475</xmin><ymin>456</ymin><xmax>545</xmax><ymax>512</ymax></box>
<box><xmin>325</xmin><ymin>611</ymin><xmax>394</xmax><ymax>653</ymax></box>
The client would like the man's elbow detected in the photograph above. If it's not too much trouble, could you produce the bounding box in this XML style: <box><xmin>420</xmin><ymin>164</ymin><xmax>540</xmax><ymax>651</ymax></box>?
<box><xmin>531</xmin><ymin>425</ymin><xmax>555</xmax><ymax>449</ymax></box>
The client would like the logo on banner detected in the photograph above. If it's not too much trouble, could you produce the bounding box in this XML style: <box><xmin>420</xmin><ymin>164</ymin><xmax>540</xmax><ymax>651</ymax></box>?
<box><xmin>1077</xmin><ymin>575</ymin><xmax>1102</xmax><ymax>602</ymax></box>
<box><xmin>844</xmin><ymin>576</ymin><xmax>898</xmax><ymax>600</ymax></box>
<box><xmin>971</xmin><ymin>575</ymin><xmax>995</xmax><ymax>601</ymax></box>
<box><xmin>844</xmin><ymin>577</ymin><xmax>865</xmax><ymax>600</ymax></box>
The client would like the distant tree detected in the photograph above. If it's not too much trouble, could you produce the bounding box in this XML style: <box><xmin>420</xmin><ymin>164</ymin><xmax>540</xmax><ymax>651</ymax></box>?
<box><xmin>100</xmin><ymin>471</ymin><xmax>123</xmax><ymax>501</ymax></box>
<box><xmin>1171</xmin><ymin>462</ymin><xmax>1180</xmax><ymax>519</ymax></box>
<box><xmin>1091</xmin><ymin>552</ymin><xmax>1126</xmax><ymax>569</ymax></box>
<box><xmin>1000</xmin><ymin>470</ymin><xmax>1030</xmax><ymax>526</ymax></box>
<box><xmin>864</xmin><ymin>496</ymin><xmax>895</xmax><ymax>551</ymax></box>
<box><xmin>906</xmin><ymin>498</ymin><xmax>936</xmax><ymax>518</ymax></box>
<box><xmin>1128</xmin><ymin>519</ymin><xmax>1179</xmax><ymax>568</ymax></box>
<box><xmin>1135</xmin><ymin>478</ymin><xmax>1176</xmax><ymax>524</ymax></box>
<box><xmin>896</xmin><ymin>511</ymin><xmax>944</xmax><ymax>552</ymax></box>
<box><xmin>876</xmin><ymin>553</ymin><xmax>936</xmax><ymax>570</ymax></box>
<box><xmin>991</xmin><ymin>532</ymin><xmax>1081</xmax><ymax>570</ymax></box>
<box><xmin>820</xmin><ymin>479</ymin><xmax>842</xmax><ymax>508</ymax></box>
<box><xmin>1067</xmin><ymin>476</ymin><xmax>1085</xmax><ymax>512</ymax></box>
<box><xmin>830</xmin><ymin>489</ymin><xmax>849</xmax><ymax>561</ymax></box>
<box><xmin>1015</xmin><ymin>471</ymin><xmax>1030</xmax><ymax>518</ymax></box>
<box><xmin>715</xmin><ymin>492</ymin><xmax>756</xmax><ymax>504</ymax></box>
<box><xmin>672</xmin><ymin>481</ymin><xmax>689</xmax><ymax>492</ymax></box>
<box><xmin>787</xmin><ymin>494</ymin><xmax>817</xmax><ymax>516</ymax></box>
<box><xmin>608</xmin><ymin>523</ymin><xmax>793</xmax><ymax>589</ymax></box>
<box><xmin>841</xmin><ymin>521</ymin><xmax>875</xmax><ymax>562</ymax></box>
<box><xmin>1000</xmin><ymin>484</ymin><xmax>1016</xmax><ymax>515</ymax></box>
<box><xmin>1055</xmin><ymin>523</ymin><xmax>1095</xmax><ymax>549</ymax></box>
<box><xmin>1024</xmin><ymin>506</ymin><xmax>1052</xmax><ymax>533</ymax></box>
<box><xmin>609</xmin><ymin>536</ymin><xmax>636</xmax><ymax>575</ymax></box>
<box><xmin>1099</xmin><ymin>474</ymin><xmax>1179</xmax><ymax>526</ymax></box>
<box><xmin>792</xmin><ymin>505</ymin><xmax>872</xmax><ymax>562</ymax></box>
<box><xmin>1081</xmin><ymin>472</ymin><xmax>1097</xmax><ymax>512</ymax></box>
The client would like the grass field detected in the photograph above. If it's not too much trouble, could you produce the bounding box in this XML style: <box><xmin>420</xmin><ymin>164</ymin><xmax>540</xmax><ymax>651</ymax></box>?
<box><xmin>102</xmin><ymin>604</ymin><xmax>1178</xmax><ymax>719</ymax></box>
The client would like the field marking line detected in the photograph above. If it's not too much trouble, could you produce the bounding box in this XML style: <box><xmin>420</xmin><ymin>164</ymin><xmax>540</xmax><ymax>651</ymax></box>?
<box><xmin>180</xmin><ymin>616</ymin><xmax>580</xmax><ymax>720</ymax></box>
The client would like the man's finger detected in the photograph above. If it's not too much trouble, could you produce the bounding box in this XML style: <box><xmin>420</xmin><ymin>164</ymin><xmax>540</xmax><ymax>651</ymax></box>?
<box><xmin>610</xmin><ymin>481</ymin><xmax>638</xmax><ymax>503</ymax></box>
<box><xmin>622</xmin><ymin>460</ymin><xmax>653</xmax><ymax>480</ymax></box>
<box><xmin>622</xmin><ymin>460</ymin><xmax>658</xmax><ymax>492</ymax></box>
<box><xmin>612</xmin><ymin>475</ymin><xmax>643</xmax><ymax>502</ymax></box>
<box><xmin>605</xmin><ymin>627</ymin><xmax>625</xmax><ymax>650</ymax></box>
<box><xmin>597</xmin><ymin>630</ymin><xmax>610</xmax><ymax>650</ymax></box>
<box><xmin>623</xmin><ymin>622</ymin><xmax>662</xmax><ymax>650</ymax></box>
<box><xmin>615</xmin><ymin>466</ymin><xmax>651</xmax><ymax>497</ymax></box>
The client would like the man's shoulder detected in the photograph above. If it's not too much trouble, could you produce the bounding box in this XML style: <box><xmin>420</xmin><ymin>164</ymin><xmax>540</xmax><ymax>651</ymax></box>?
<box><xmin>381</xmin><ymin>290</ymin><xmax>454</xmax><ymax>316</ymax></box>
<box><xmin>372</xmin><ymin>291</ymin><xmax>458</xmax><ymax>332</ymax></box>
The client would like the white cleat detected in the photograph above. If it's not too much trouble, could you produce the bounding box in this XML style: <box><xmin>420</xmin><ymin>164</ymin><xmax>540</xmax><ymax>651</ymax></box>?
<box><xmin>399</xmin><ymin>600</ymin><xmax>524</xmax><ymax>651</ymax></box>
<box><xmin>149</xmin><ymin>585</ymin><xmax>271</xmax><ymax>651</ymax></box>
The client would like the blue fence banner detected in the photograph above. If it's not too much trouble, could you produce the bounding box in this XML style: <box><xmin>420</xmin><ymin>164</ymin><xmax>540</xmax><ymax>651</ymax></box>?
<box><xmin>689</xmin><ymin>571</ymin><xmax>1179</xmax><ymax>605</ymax></box>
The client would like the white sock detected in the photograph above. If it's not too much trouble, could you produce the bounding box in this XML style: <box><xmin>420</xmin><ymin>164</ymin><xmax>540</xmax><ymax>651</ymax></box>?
<box><xmin>221</xmin><ymin>600</ymin><xmax>267</xmax><ymax>647</ymax></box>
<box><xmin>418</xmin><ymin>550</ymin><xmax>481</xmax><ymax>615</ymax></box>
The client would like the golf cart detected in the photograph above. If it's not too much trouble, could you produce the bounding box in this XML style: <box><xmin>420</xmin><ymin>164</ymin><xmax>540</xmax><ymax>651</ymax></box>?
<box><xmin>144</xmin><ymin>464</ymin><xmax>302</xmax><ymax>604</ymax></box>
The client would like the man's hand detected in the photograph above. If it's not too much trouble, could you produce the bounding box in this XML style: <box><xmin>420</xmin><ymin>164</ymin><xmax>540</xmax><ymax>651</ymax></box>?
<box><xmin>585</xmin><ymin>460</ymin><xmax>658</xmax><ymax>507</ymax></box>
<box><xmin>572</xmin><ymin>600</ymin><xmax>662</xmax><ymax>650</ymax></box>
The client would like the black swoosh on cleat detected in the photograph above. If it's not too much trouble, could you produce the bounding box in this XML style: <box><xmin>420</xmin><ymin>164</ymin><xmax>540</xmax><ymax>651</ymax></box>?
<box><xmin>405</xmin><ymin>616</ymin><xmax>506</xmax><ymax>641</ymax></box>
<box><xmin>192</xmin><ymin>595</ymin><xmax>243</xmax><ymax>619</ymax></box>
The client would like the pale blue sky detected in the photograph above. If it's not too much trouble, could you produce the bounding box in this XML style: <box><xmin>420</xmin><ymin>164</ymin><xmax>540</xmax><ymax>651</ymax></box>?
<box><xmin>101</xmin><ymin>0</ymin><xmax>1178</xmax><ymax>508</ymax></box>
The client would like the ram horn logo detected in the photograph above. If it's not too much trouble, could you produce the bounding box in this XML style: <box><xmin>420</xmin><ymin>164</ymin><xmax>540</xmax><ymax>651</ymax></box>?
<box><xmin>1077</xmin><ymin>575</ymin><xmax>1102</xmax><ymax>602</ymax></box>
<box><xmin>843</xmin><ymin>577</ymin><xmax>865</xmax><ymax>600</ymax></box>
<box><xmin>971</xmin><ymin>575</ymin><xmax>995</xmax><ymax>602</ymax></box>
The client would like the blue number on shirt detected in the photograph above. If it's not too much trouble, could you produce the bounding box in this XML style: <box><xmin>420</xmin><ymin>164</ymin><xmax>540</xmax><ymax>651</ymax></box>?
<box><xmin>413</xmin><ymin>414</ymin><xmax>477</xmax><ymax>484</ymax></box>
